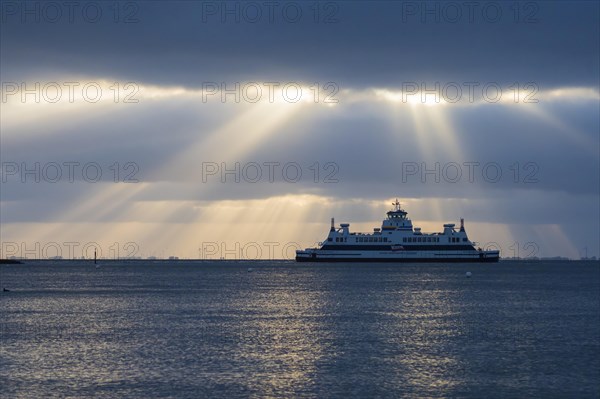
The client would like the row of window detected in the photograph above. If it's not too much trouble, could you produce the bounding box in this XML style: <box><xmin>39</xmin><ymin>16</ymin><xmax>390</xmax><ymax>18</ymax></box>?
<box><xmin>330</xmin><ymin>236</ymin><xmax>468</xmax><ymax>244</ymax></box>
<box><xmin>356</xmin><ymin>236</ymin><xmax>388</xmax><ymax>243</ymax></box>
<box><xmin>403</xmin><ymin>236</ymin><xmax>439</xmax><ymax>243</ymax></box>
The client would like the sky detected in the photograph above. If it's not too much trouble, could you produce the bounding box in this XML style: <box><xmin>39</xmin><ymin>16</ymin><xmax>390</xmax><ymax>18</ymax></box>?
<box><xmin>1</xmin><ymin>0</ymin><xmax>599</xmax><ymax>260</ymax></box>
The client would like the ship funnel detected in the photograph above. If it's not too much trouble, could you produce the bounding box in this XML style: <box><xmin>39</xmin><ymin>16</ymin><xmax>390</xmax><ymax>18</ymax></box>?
<box><xmin>460</xmin><ymin>218</ymin><xmax>465</xmax><ymax>232</ymax></box>
<box><xmin>330</xmin><ymin>217</ymin><xmax>335</xmax><ymax>231</ymax></box>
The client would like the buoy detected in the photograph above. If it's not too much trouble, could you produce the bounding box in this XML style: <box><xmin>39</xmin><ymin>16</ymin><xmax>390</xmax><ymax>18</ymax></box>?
<box><xmin>466</xmin><ymin>271</ymin><xmax>472</xmax><ymax>278</ymax></box>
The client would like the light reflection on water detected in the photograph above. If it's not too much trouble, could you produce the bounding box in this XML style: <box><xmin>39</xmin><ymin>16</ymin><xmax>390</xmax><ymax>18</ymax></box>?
<box><xmin>1</xmin><ymin>261</ymin><xmax>599</xmax><ymax>398</ymax></box>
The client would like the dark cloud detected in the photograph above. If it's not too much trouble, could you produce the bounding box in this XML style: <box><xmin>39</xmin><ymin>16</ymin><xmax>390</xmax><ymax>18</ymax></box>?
<box><xmin>2</xmin><ymin>1</ymin><xmax>598</xmax><ymax>88</ymax></box>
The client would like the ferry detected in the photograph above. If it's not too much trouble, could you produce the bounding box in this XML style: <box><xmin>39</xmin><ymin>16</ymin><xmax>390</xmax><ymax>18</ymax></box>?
<box><xmin>296</xmin><ymin>199</ymin><xmax>499</xmax><ymax>262</ymax></box>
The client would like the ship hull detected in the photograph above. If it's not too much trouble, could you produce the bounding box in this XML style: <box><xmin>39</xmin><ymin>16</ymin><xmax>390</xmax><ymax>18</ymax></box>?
<box><xmin>296</xmin><ymin>250</ymin><xmax>500</xmax><ymax>263</ymax></box>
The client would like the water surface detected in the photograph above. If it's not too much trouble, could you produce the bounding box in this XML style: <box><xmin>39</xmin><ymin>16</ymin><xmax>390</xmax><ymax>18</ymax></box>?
<box><xmin>1</xmin><ymin>260</ymin><xmax>599</xmax><ymax>398</ymax></box>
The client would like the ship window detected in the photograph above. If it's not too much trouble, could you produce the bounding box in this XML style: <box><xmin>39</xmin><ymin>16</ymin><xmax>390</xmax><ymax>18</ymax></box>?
<box><xmin>328</xmin><ymin>238</ymin><xmax>332</xmax><ymax>242</ymax></box>
<box><xmin>403</xmin><ymin>238</ymin><xmax>406</xmax><ymax>243</ymax></box>
<box><xmin>463</xmin><ymin>238</ymin><xmax>467</xmax><ymax>242</ymax></box>
<box><xmin>448</xmin><ymin>238</ymin><xmax>451</xmax><ymax>243</ymax></box>
<box><xmin>427</xmin><ymin>237</ymin><xmax>431</xmax><ymax>242</ymax></box>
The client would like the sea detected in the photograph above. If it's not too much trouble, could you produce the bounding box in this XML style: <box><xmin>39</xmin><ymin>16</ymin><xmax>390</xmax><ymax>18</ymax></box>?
<box><xmin>1</xmin><ymin>260</ymin><xmax>599</xmax><ymax>398</ymax></box>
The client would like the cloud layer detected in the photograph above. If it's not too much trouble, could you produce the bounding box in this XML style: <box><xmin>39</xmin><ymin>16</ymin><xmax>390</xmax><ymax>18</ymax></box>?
<box><xmin>1</xmin><ymin>1</ymin><xmax>598</xmax><ymax>259</ymax></box>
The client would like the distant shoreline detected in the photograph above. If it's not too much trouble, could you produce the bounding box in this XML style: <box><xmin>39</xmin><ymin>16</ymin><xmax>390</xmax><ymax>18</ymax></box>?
<box><xmin>2</xmin><ymin>258</ymin><xmax>598</xmax><ymax>264</ymax></box>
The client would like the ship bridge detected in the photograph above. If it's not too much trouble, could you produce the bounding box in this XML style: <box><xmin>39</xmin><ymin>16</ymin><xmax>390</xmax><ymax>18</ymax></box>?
<box><xmin>382</xmin><ymin>199</ymin><xmax>413</xmax><ymax>231</ymax></box>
